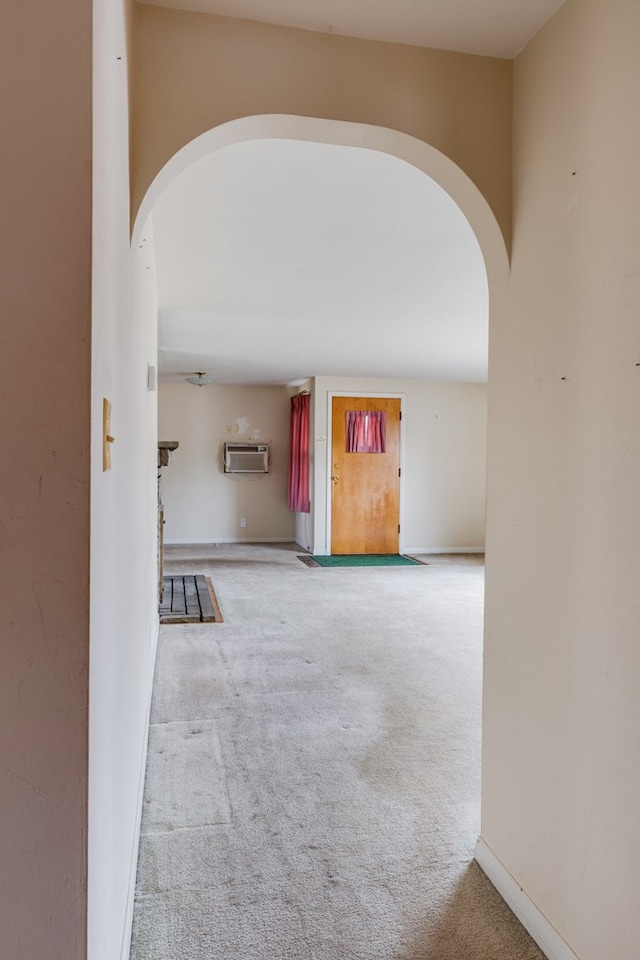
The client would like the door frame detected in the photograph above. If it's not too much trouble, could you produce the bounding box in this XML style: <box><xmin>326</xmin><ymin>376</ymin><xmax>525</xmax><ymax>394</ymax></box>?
<box><xmin>326</xmin><ymin>391</ymin><xmax>406</xmax><ymax>556</ymax></box>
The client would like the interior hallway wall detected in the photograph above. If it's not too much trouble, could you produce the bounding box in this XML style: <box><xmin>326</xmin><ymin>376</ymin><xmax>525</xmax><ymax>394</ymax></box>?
<box><xmin>131</xmin><ymin>3</ymin><xmax>512</xmax><ymax>246</ymax></box>
<box><xmin>158</xmin><ymin>382</ymin><xmax>294</xmax><ymax>544</ymax></box>
<box><xmin>0</xmin><ymin>0</ymin><xmax>92</xmax><ymax>956</ymax></box>
<box><xmin>312</xmin><ymin>377</ymin><xmax>487</xmax><ymax>555</ymax></box>
<box><xmin>91</xmin><ymin>1</ymin><xmax>160</xmax><ymax>958</ymax></box>
<box><xmin>482</xmin><ymin>1</ymin><xmax>640</xmax><ymax>958</ymax></box>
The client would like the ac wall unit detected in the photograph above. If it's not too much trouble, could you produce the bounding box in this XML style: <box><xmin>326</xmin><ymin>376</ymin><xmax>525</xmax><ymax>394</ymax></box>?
<box><xmin>224</xmin><ymin>442</ymin><xmax>270</xmax><ymax>474</ymax></box>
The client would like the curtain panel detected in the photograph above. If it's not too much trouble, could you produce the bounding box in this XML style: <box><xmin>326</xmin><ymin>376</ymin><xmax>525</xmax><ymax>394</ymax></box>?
<box><xmin>345</xmin><ymin>410</ymin><xmax>386</xmax><ymax>453</ymax></box>
<box><xmin>288</xmin><ymin>392</ymin><xmax>310</xmax><ymax>513</ymax></box>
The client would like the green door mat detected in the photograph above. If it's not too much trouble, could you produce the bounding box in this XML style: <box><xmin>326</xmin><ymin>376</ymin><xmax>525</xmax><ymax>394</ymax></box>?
<box><xmin>299</xmin><ymin>554</ymin><xmax>423</xmax><ymax>567</ymax></box>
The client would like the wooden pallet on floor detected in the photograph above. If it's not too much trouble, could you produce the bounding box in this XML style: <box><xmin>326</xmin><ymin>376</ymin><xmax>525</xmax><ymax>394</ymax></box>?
<box><xmin>159</xmin><ymin>575</ymin><xmax>221</xmax><ymax>624</ymax></box>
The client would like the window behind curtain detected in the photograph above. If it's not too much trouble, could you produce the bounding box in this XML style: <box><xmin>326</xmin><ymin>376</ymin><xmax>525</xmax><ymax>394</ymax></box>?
<box><xmin>288</xmin><ymin>392</ymin><xmax>310</xmax><ymax>512</ymax></box>
<box><xmin>345</xmin><ymin>410</ymin><xmax>386</xmax><ymax>453</ymax></box>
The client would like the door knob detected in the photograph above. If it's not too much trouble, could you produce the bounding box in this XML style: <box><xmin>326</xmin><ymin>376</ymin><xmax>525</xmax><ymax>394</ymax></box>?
<box><xmin>331</xmin><ymin>474</ymin><xmax>340</xmax><ymax>484</ymax></box>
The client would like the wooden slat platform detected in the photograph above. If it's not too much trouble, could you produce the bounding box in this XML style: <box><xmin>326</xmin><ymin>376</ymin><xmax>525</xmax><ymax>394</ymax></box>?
<box><xmin>159</xmin><ymin>575</ymin><xmax>221</xmax><ymax>624</ymax></box>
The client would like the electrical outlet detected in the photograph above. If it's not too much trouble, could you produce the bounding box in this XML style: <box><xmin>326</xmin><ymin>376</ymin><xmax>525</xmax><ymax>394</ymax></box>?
<box><xmin>225</xmin><ymin>425</ymin><xmax>232</xmax><ymax>435</ymax></box>
<box><xmin>240</xmin><ymin>518</ymin><xmax>246</xmax><ymax>528</ymax></box>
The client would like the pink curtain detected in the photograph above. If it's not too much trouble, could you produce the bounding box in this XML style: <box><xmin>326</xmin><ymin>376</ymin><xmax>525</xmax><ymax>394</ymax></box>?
<box><xmin>288</xmin><ymin>393</ymin><xmax>310</xmax><ymax>513</ymax></box>
<box><xmin>346</xmin><ymin>410</ymin><xmax>386</xmax><ymax>453</ymax></box>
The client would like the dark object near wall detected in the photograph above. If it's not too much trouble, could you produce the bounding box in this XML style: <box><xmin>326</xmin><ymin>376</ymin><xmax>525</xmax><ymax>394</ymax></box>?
<box><xmin>159</xmin><ymin>575</ymin><xmax>222</xmax><ymax>623</ymax></box>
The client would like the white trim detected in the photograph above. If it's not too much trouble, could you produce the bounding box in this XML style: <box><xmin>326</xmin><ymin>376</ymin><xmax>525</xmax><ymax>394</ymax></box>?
<box><xmin>405</xmin><ymin>546</ymin><xmax>485</xmax><ymax>555</ymax></box>
<box><xmin>475</xmin><ymin>838</ymin><xmax>580</xmax><ymax>960</ymax></box>
<box><xmin>164</xmin><ymin>541</ymin><xmax>485</xmax><ymax>554</ymax></box>
<box><xmin>132</xmin><ymin>117</ymin><xmax>510</xmax><ymax>287</ymax></box>
<box><xmin>326</xmin><ymin>392</ymin><xmax>406</xmax><ymax>555</ymax></box>
<box><xmin>164</xmin><ymin>537</ymin><xmax>294</xmax><ymax>545</ymax></box>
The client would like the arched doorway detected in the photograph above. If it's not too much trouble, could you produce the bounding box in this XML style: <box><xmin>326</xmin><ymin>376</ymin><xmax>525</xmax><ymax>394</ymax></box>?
<box><xmin>134</xmin><ymin>114</ymin><xmax>508</xmax><ymax>277</ymax></box>
<box><xmin>132</xmin><ymin>114</ymin><xmax>509</xmax><ymax>554</ymax></box>
<box><xmin>124</xmin><ymin>114</ymin><xmax>511</xmax><ymax>957</ymax></box>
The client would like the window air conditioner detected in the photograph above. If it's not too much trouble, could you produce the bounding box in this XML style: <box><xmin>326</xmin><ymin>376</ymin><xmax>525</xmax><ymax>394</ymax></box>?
<box><xmin>224</xmin><ymin>442</ymin><xmax>270</xmax><ymax>474</ymax></box>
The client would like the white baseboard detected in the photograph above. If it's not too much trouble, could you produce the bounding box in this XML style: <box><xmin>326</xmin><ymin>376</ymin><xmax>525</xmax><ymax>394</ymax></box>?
<box><xmin>404</xmin><ymin>546</ymin><xmax>485</xmax><ymax>555</ymax></box>
<box><xmin>164</xmin><ymin>541</ymin><xmax>485</xmax><ymax>554</ymax></box>
<box><xmin>475</xmin><ymin>838</ymin><xmax>580</xmax><ymax>960</ymax></box>
<box><xmin>290</xmin><ymin>547</ymin><xmax>486</xmax><ymax>557</ymax></box>
<box><xmin>164</xmin><ymin>537</ymin><xmax>294</xmax><ymax>545</ymax></box>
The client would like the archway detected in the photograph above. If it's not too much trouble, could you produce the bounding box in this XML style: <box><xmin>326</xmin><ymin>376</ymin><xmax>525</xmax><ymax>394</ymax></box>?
<box><xmin>132</xmin><ymin>112</ymin><xmax>509</xmax><ymax>555</ymax></box>
<box><xmin>130</xmin><ymin>112</ymin><xmax>511</xmax><ymax>949</ymax></box>
<box><xmin>133</xmin><ymin>114</ymin><xmax>509</xmax><ymax>287</ymax></box>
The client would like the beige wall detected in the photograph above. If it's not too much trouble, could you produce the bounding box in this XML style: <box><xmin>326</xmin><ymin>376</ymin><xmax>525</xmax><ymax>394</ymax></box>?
<box><xmin>159</xmin><ymin>382</ymin><xmax>295</xmax><ymax>543</ymax></box>
<box><xmin>0</xmin><ymin>0</ymin><xmax>92</xmax><ymax>956</ymax></box>
<box><xmin>158</xmin><ymin>378</ymin><xmax>486</xmax><ymax>554</ymax></box>
<box><xmin>311</xmin><ymin>377</ymin><xmax>487</xmax><ymax>555</ymax></box>
<box><xmin>482</xmin><ymin>1</ymin><xmax>640</xmax><ymax>957</ymax></box>
<box><xmin>10</xmin><ymin>2</ymin><xmax>637</xmax><ymax>957</ymax></box>
<box><xmin>131</xmin><ymin>4</ymin><xmax>512</xmax><ymax>246</ymax></box>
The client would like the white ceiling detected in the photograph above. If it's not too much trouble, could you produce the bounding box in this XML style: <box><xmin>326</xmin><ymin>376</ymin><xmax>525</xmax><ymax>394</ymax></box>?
<box><xmin>138</xmin><ymin>0</ymin><xmax>565</xmax><ymax>59</ymax></box>
<box><xmin>154</xmin><ymin>139</ymin><xmax>489</xmax><ymax>386</ymax></box>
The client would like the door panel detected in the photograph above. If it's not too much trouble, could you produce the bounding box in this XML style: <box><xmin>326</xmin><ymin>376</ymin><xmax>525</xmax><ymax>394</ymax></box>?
<box><xmin>331</xmin><ymin>396</ymin><xmax>400</xmax><ymax>554</ymax></box>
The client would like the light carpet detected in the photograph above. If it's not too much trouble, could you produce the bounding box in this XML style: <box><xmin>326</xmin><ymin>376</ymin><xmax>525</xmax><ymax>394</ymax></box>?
<box><xmin>130</xmin><ymin>543</ymin><xmax>546</xmax><ymax>960</ymax></box>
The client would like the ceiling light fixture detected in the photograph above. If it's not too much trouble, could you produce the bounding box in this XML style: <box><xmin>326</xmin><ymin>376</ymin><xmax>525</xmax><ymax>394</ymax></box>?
<box><xmin>185</xmin><ymin>371</ymin><xmax>215</xmax><ymax>387</ymax></box>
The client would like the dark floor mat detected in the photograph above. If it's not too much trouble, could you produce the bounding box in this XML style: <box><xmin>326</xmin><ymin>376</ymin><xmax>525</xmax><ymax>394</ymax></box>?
<box><xmin>160</xmin><ymin>575</ymin><xmax>222</xmax><ymax>623</ymax></box>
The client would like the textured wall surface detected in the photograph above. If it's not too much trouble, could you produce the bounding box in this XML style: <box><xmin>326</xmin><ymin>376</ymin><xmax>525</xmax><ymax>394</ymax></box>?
<box><xmin>0</xmin><ymin>0</ymin><xmax>92</xmax><ymax>956</ymax></box>
<box><xmin>483</xmin><ymin>2</ymin><xmax>640</xmax><ymax>958</ymax></box>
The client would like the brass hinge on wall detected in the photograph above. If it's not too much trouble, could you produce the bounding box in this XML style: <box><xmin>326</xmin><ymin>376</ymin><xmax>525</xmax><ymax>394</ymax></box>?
<box><xmin>398</xmin><ymin>467</ymin><xmax>401</xmax><ymax>477</ymax></box>
<box><xmin>398</xmin><ymin>524</ymin><xmax>401</xmax><ymax>534</ymax></box>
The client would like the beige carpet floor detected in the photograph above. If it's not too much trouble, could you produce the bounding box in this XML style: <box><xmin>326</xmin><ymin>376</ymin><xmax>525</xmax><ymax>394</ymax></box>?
<box><xmin>130</xmin><ymin>542</ymin><xmax>546</xmax><ymax>960</ymax></box>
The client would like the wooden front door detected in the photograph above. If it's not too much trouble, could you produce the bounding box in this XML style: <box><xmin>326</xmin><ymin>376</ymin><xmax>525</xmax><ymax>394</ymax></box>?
<box><xmin>330</xmin><ymin>396</ymin><xmax>401</xmax><ymax>554</ymax></box>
